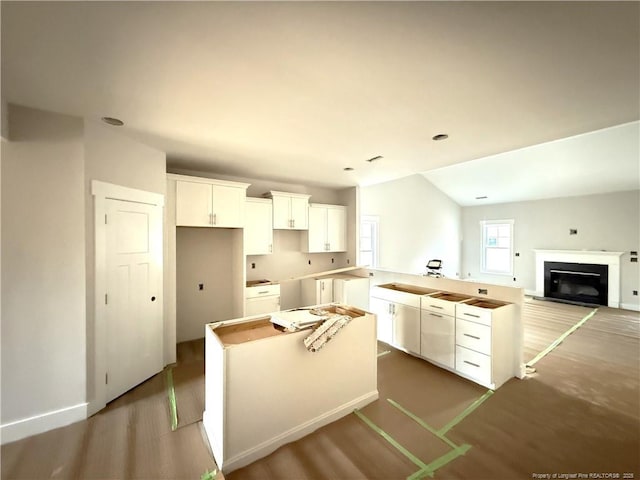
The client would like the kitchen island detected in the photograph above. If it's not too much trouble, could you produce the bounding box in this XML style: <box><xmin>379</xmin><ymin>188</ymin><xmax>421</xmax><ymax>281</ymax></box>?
<box><xmin>203</xmin><ymin>304</ymin><xmax>378</xmax><ymax>473</ymax></box>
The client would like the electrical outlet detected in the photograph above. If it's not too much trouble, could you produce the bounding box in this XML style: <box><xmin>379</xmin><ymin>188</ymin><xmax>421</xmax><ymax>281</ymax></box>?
<box><xmin>632</xmin><ymin>290</ymin><xmax>638</xmax><ymax>296</ymax></box>
<box><xmin>251</xmin><ymin>263</ymin><xmax>256</xmax><ymax>269</ymax></box>
<box><xmin>513</xmin><ymin>277</ymin><xmax>516</xmax><ymax>281</ymax></box>
<box><xmin>478</xmin><ymin>288</ymin><xmax>488</xmax><ymax>295</ymax></box>
<box><xmin>631</xmin><ymin>251</ymin><xmax>638</xmax><ymax>256</ymax></box>
<box><xmin>331</xmin><ymin>258</ymin><xmax>334</xmax><ymax>263</ymax></box>
<box><xmin>569</xmin><ymin>229</ymin><xmax>577</xmax><ymax>235</ymax></box>
<box><xmin>308</xmin><ymin>260</ymin><xmax>311</xmax><ymax>265</ymax></box>
<box><xmin>369</xmin><ymin>272</ymin><xmax>374</xmax><ymax>277</ymax></box>
<box><xmin>631</xmin><ymin>258</ymin><xmax>638</xmax><ymax>263</ymax></box>
<box><xmin>347</xmin><ymin>259</ymin><xmax>350</xmax><ymax>264</ymax></box>
<box><xmin>198</xmin><ymin>283</ymin><xmax>204</xmax><ymax>291</ymax></box>
<box><xmin>515</xmin><ymin>252</ymin><xmax>520</xmax><ymax>257</ymax></box>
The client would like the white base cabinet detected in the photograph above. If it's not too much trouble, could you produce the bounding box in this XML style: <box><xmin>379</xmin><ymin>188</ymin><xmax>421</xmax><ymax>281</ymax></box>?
<box><xmin>203</xmin><ymin>305</ymin><xmax>378</xmax><ymax>473</ymax></box>
<box><xmin>370</xmin><ymin>283</ymin><xmax>519</xmax><ymax>390</ymax></box>
<box><xmin>301</xmin><ymin>278</ymin><xmax>334</xmax><ymax>306</ymax></box>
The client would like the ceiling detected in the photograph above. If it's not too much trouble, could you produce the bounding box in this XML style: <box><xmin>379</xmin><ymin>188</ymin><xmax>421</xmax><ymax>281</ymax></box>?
<box><xmin>2</xmin><ymin>2</ymin><xmax>639</xmax><ymax>199</ymax></box>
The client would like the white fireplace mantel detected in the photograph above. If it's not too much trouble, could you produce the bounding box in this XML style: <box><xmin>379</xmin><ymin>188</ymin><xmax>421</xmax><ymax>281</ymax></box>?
<box><xmin>534</xmin><ymin>250</ymin><xmax>624</xmax><ymax>308</ymax></box>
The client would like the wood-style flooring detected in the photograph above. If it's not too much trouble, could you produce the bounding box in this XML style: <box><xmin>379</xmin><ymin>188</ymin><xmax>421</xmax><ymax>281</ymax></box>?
<box><xmin>2</xmin><ymin>298</ymin><xmax>639</xmax><ymax>479</ymax></box>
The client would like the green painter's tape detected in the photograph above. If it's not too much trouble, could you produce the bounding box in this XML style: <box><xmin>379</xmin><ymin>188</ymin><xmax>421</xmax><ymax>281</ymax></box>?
<box><xmin>438</xmin><ymin>389</ymin><xmax>494</xmax><ymax>436</ymax></box>
<box><xmin>166</xmin><ymin>368</ymin><xmax>178</xmax><ymax>431</ymax></box>
<box><xmin>200</xmin><ymin>468</ymin><xmax>217</xmax><ymax>480</ymax></box>
<box><xmin>406</xmin><ymin>444</ymin><xmax>471</xmax><ymax>480</ymax></box>
<box><xmin>387</xmin><ymin>399</ymin><xmax>459</xmax><ymax>450</ymax></box>
<box><xmin>353</xmin><ymin>409</ymin><xmax>430</xmax><ymax>471</ymax></box>
<box><xmin>377</xmin><ymin>350</ymin><xmax>392</xmax><ymax>358</ymax></box>
<box><xmin>526</xmin><ymin>308</ymin><xmax>598</xmax><ymax>367</ymax></box>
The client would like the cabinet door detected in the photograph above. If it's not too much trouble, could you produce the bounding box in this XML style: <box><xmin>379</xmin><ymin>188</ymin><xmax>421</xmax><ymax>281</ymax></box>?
<box><xmin>289</xmin><ymin>196</ymin><xmax>309</xmax><ymax>230</ymax></box>
<box><xmin>272</xmin><ymin>196</ymin><xmax>291</xmax><ymax>229</ymax></box>
<box><xmin>394</xmin><ymin>304</ymin><xmax>420</xmax><ymax>354</ymax></box>
<box><xmin>307</xmin><ymin>205</ymin><xmax>328</xmax><ymax>252</ymax></box>
<box><xmin>176</xmin><ymin>181</ymin><xmax>212</xmax><ymax>227</ymax></box>
<box><xmin>211</xmin><ymin>184</ymin><xmax>245</xmax><ymax>228</ymax></box>
<box><xmin>421</xmin><ymin>311</ymin><xmax>455</xmax><ymax>368</ymax></box>
<box><xmin>318</xmin><ymin>278</ymin><xmax>333</xmax><ymax>304</ymax></box>
<box><xmin>244</xmin><ymin>200</ymin><xmax>273</xmax><ymax>255</ymax></box>
<box><xmin>370</xmin><ymin>296</ymin><xmax>393</xmax><ymax>345</ymax></box>
<box><xmin>327</xmin><ymin>206</ymin><xmax>346</xmax><ymax>252</ymax></box>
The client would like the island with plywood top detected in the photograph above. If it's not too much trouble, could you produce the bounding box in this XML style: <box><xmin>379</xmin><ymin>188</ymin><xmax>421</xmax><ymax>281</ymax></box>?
<box><xmin>202</xmin><ymin>304</ymin><xmax>378</xmax><ymax>474</ymax></box>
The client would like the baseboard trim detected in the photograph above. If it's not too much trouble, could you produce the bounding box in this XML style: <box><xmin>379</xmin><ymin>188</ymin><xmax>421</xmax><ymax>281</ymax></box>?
<box><xmin>211</xmin><ymin>390</ymin><xmax>379</xmax><ymax>473</ymax></box>
<box><xmin>620</xmin><ymin>302</ymin><xmax>640</xmax><ymax>312</ymax></box>
<box><xmin>1</xmin><ymin>402</ymin><xmax>88</xmax><ymax>445</ymax></box>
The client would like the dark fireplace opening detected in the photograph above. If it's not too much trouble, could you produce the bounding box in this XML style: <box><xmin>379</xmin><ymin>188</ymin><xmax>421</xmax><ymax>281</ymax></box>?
<box><xmin>544</xmin><ymin>261</ymin><xmax>608</xmax><ymax>306</ymax></box>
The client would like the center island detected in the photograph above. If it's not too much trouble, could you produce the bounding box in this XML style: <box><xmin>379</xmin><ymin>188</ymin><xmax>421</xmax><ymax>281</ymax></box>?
<box><xmin>203</xmin><ymin>304</ymin><xmax>378</xmax><ymax>474</ymax></box>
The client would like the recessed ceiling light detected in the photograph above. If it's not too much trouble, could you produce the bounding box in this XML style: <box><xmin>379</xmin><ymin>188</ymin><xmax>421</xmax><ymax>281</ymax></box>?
<box><xmin>344</xmin><ymin>167</ymin><xmax>354</xmax><ymax>171</ymax></box>
<box><xmin>101</xmin><ymin>116</ymin><xmax>124</xmax><ymax>126</ymax></box>
<box><xmin>475</xmin><ymin>196</ymin><xmax>488</xmax><ymax>200</ymax></box>
<box><xmin>432</xmin><ymin>134</ymin><xmax>448</xmax><ymax>141</ymax></box>
<box><xmin>366</xmin><ymin>155</ymin><xmax>383</xmax><ymax>163</ymax></box>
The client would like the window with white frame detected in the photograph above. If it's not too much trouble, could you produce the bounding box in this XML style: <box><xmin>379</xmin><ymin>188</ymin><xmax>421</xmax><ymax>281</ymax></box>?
<box><xmin>359</xmin><ymin>216</ymin><xmax>379</xmax><ymax>268</ymax></box>
<box><xmin>480</xmin><ymin>219</ymin><xmax>514</xmax><ymax>275</ymax></box>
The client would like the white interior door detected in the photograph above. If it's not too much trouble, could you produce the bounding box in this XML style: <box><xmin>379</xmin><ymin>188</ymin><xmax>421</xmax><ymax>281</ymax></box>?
<box><xmin>105</xmin><ymin>198</ymin><xmax>163</xmax><ymax>402</ymax></box>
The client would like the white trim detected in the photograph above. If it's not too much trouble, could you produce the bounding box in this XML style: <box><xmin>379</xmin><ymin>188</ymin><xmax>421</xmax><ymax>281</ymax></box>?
<box><xmin>90</xmin><ymin>181</ymin><xmax>165</xmax><ymax>416</ymax></box>
<box><xmin>167</xmin><ymin>173</ymin><xmax>250</xmax><ymax>190</ymax></box>
<box><xmin>208</xmin><ymin>390</ymin><xmax>378</xmax><ymax>474</ymax></box>
<box><xmin>620</xmin><ymin>302</ymin><xmax>640</xmax><ymax>312</ymax></box>
<box><xmin>533</xmin><ymin>249</ymin><xmax>624</xmax><ymax>308</ymax></box>
<box><xmin>92</xmin><ymin>180</ymin><xmax>165</xmax><ymax>207</ymax></box>
<box><xmin>1</xmin><ymin>403</ymin><xmax>87</xmax><ymax>445</ymax></box>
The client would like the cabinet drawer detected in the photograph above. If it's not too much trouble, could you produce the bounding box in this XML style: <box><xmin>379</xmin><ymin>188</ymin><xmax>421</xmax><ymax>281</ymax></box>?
<box><xmin>421</xmin><ymin>296</ymin><xmax>456</xmax><ymax>316</ymax></box>
<box><xmin>371</xmin><ymin>287</ymin><xmax>420</xmax><ymax>308</ymax></box>
<box><xmin>455</xmin><ymin>346</ymin><xmax>491</xmax><ymax>385</ymax></box>
<box><xmin>456</xmin><ymin>303</ymin><xmax>492</xmax><ymax>326</ymax></box>
<box><xmin>245</xmin><ymin>284</ymin><xmax>281</xmax><ymax>299</ymax></box>
<box><xmin>456</xmin><ymin>318</ymin><xmax>491</xmax><ymax>355</ymax></box>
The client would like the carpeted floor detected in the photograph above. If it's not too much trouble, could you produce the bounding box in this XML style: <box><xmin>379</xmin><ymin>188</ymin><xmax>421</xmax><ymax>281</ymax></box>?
<box><xmin>2</xmin><ymin>299</ymin><xmax>638</xmax><ymax>479</ymax></box>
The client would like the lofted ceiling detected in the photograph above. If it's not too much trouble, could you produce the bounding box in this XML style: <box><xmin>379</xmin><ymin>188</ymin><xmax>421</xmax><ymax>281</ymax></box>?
<box><xmin>2</xmin><ymin>1</ymin><xmax>639</xmax><ymax>199</ymax></box>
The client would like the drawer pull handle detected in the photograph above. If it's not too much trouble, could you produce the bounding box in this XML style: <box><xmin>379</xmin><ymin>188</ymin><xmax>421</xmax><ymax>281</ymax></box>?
<box><xmin>463</xmin><ymin>360</ymin><xmax>480</xmax><ymax>368</ymax></box>
<box><xmin>463</xmin><ymin>333</ymin><xmax>481</xmax><ymax>340</ymax></box>
<box><xmin>258</xmin><ymin>291</ymin><xmax>270</xmax><ymax>294</ymax></box>
<box><xmin>430</xmin><ymin>305</ymin><xmax>443</xmax><ymax>309</ymax></box>
<box><xmin>464</xmin><ymin>313</ymin><xmax>480</xmax><ymax>318</ymax></box>
<box><xmin>430</xmin><ymin>313</ymin><xmax>443</xmax><ymax>318</ymax></box>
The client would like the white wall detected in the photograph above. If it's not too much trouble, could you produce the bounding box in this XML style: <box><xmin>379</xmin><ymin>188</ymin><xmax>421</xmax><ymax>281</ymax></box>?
<box><xmin>461</xmin><ymin>190</ymin><xmax>640</xmax><ymax>309</ymax></box>
<box><xmin>176</xmin><ymin>228</ymin><xmax>236</xmax><ymax>342</ymax></box>
<box><xmin>1</xmin><ymin>105</ymin><xmax>87</xmax><ymax>435</ymax></box>
<box><xmin>360</xmin><ymin>174</ymin><xmax>462</xmax><ymax>277</ymax></box>
<box><xmin>84</xmin><ymin>120</ymin><xmax>167</xmax><ymax>404</ymax></box>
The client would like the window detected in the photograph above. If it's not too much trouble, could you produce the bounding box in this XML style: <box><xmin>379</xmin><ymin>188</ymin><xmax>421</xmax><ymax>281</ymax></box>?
<box><xmin>359</xmin><ymin>216</ymin><xmax>379</xmax><ymax>268</ymax></box>
<box><xmin>480</xmin><ymin>219</ymin><xmax>514</xmax><ymax>275</ymax></box>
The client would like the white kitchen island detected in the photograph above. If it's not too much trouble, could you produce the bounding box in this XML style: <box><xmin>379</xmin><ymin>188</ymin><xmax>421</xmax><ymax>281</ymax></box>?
<box><xmin>203</xmin><ymin>304</ymin><xmax>378</xmax><ymax>474</ymax></box>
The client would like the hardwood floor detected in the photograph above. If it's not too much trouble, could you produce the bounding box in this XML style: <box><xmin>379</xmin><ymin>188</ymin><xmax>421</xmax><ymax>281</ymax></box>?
<box><xmin>2</xmin><ymin>299</ymin><xmax>638</xmax><ymax>479</ymax></box>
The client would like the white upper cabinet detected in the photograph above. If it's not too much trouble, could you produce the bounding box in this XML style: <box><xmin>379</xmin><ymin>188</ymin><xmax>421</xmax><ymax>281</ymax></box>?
<box><xmin>244</xmin><ymin>198</ymin><xmax>273</xmax><ymax>255</ymax></box>
<box><xmin>266</xmin><ymin>191</ymin><xmax>310</xmax><ymax>230</ymax></box>
<box><xmin>174</xmin><ymin>175</ymin><xmax>250</xmax><ymax>228</ymax></box>
<box><xmin>302</xmin><ymin>203</ymin><xmax>347</xmax><ymax>253</ymax></box>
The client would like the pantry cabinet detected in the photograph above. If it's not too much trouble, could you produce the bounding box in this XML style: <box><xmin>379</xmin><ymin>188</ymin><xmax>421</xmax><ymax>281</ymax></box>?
<box><xmin>302</xmin><ymin>203</ymin><xmax>347</xmax><ymax>253</ymax></box>
<box><xmin>244</xmin><ymin>198</ymin><xmax>273</xmax><ymax>255</ymax></box>
<box><xmin>266</xmin><ymin>191</ymin><xmax>310</xmax><ymax>230</ymax></box>
<box><xmin>175</xmin><ymin>176</ymin><xmax>249</xmax><ymax>228</ymax></box>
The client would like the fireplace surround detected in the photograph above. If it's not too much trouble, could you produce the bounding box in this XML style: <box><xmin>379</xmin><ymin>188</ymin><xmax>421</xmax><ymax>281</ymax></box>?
<box><xmin>543</xmin><ymin>261</ymin><xmax>608</xmax><ymax>306</ymax></box>
<box><xmin>534</xmin><ymin>250</ymin><xmax>623</xmax><ymax>308</ymax></box>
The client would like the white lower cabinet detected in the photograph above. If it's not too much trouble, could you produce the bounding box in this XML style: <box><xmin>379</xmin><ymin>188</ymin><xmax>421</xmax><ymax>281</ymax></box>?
<box><xmin>370</xmin><ymin>286</ymin><xmax>421</xmax><ymax>355</ymax></box>
<box><xmin>420</xmin><ymin>310</ymin><xmax>455</xmax><ymax>369</ymax></box>
<box><xmin>301</xmin><ymin>278</ymin><xmax>334</xmax><ymax>306</ymax></box>
<box><xmin>453</xmin><ymin>300</ymin><xmax>516</xmax><ymax>389</ymax></box>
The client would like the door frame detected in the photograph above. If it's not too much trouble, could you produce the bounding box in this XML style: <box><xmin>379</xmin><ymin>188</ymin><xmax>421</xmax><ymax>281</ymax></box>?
<box><xmin>90</xmin><ymin>180</ymin><xmax>165</xmax><ymax>415</ymax></box>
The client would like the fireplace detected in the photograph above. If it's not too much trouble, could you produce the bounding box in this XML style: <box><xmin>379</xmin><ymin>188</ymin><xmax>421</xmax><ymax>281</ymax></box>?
<box><xmin>544</xmin><ymin>261</ymin><xmax>608</xmax><ymax>306</ymax></box>
<box><xmin>534</xmin><ymin>250</ymin><xmax>623</xmax><ymax>308</ymax></box>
